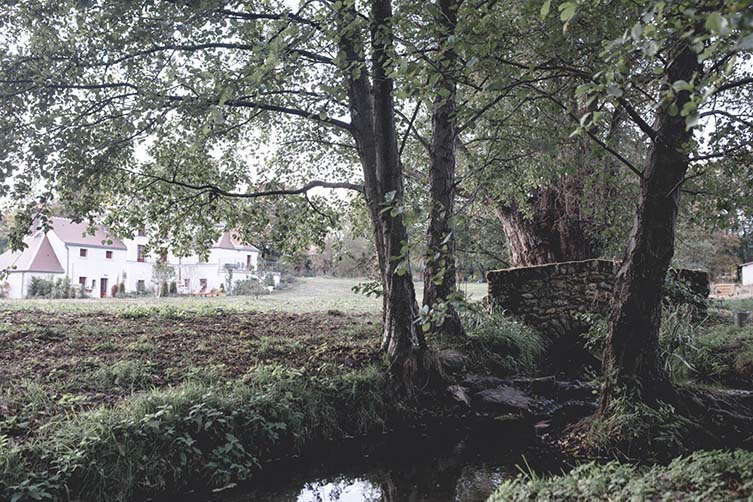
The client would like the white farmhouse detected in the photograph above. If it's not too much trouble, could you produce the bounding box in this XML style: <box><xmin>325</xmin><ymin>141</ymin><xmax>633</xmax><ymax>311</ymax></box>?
<box><xmin>0</xmin><ymin>217</ymin><xmax>260</xmax><ymax>299</ymax></box>
<box><xmin>0</xmin><ymin>217</ymin><xmax>128</xmax><ymax>298</ymax></box>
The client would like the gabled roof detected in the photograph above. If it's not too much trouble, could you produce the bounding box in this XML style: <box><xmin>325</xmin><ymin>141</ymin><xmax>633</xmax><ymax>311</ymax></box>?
<box><xmin>213</xmin><ymin>231</ymin><xmax>259</xmax><ymax>253</ymax></box>
<box><xmin>49</xmin><ymin>217</ymin><xmax>127</xmax><ymax>250</ymax></box>
<box><xmin>214</xmin><ymin>232</ymin><xmax>235</xmax><ymax>250</ymax></box>
<box><xmin>0</xmin><ymin>234</ymin><xmax>64</xmax><ymax>273</ymax></box>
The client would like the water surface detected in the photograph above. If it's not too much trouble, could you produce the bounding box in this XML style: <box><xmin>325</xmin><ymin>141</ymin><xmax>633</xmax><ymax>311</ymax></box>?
<box><xmin>186</xmin><ymin>425</ymin><xmax>560</xmax><ymax>502</ymax></box>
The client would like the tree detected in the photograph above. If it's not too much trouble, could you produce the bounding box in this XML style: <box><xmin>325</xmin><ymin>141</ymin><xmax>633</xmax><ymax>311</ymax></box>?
<box><xmin>551</xmin><ymin>1</ymin><xmax>753</xmax><ymax>414</ymax></box>
<box><xmin>421</xmin><ymin>0</ymin><xmax>466</xmax><ymax>338</ymax></box>
<box><xmin>0</xmin><ymin>0</ymin><xmax>432</xmax><ymax>394</ymax></box>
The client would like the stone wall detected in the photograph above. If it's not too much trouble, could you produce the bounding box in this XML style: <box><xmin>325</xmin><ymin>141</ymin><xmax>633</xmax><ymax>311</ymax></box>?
<box><xmin>486</xmin><ymin>259</ymin><xmax>709</xmax><ymax>338</ymax></box>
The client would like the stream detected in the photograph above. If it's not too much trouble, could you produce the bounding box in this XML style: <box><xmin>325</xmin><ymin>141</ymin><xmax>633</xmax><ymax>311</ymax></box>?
<box><xmin>174</xmin><ymin>423</ymin><xmax>562</xmax><ymax>502</ymax></box>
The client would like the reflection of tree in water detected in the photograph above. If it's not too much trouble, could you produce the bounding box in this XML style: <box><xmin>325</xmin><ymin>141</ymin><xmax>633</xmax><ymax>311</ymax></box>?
<box><xmin>375</xmin><ymin>448</ymin><xmax>467</xmax><ymax>502</ymax></box>
<box><xmin>375</xmin><ymin>450</ymin><xmax>514</xmax><ymax>502</ymax></box>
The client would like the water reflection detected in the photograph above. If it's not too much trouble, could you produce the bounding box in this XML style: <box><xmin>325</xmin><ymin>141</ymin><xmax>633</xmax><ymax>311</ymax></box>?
<box><xmin>190</xmin><ymin>425</ymin><xmax>557</xmax><ymax>502</ymax></box>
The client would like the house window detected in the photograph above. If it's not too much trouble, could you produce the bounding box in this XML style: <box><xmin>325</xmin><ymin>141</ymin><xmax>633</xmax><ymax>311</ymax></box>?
<box><xmin>137</xmin><ymin>245</ymin><xmax>146</xmax><ymax>263</ymax></box>
<box><xmin>79</xmin><ymin>248</ymin><xmax>88</xmax><ymax>258</ymax></box>
<box><xmin>199</xmin><ymin>278</ymin><xmax>207</xmax><ymax>290</ymax></box>
<box><xmin>136</xmin><ymin>280</ymin><xmax>145</xmax><ymax>292</ymax></box>
<box><xmin>91</xmin><ymin>279</ymin><xmax>96</xmax><ymax>289</ymax></box>
<box><xmin>246</xmin><ymin>255</ymin><xmax>252</xmax><ymax>269</ymax></box>
<box><xmin>138</xmin><ymin>227</ymin><xmax>147</xmax><ymax>237</ymax></box>
<box><xmin>78</xmin><ymin>277</ymin><xmax>86</xmax><ymax>286</ymax></box>
<box><xmin>184</xmin><ymin>278</ymin><xmax>190</xmax><ymax>287</ymax></box>
<box><xmin>105</xmin><ymin>250</ymin><xmax>113</xmax><ymax>259</ymax></box>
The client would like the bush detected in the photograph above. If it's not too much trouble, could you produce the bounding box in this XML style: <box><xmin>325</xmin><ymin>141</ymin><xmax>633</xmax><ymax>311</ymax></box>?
<box><xmin>489</xmin><ymin>449</ymin><xmax>753</xmax><ymax>501</ymax></box>
<box><xmin>233</xmin><ymin>279</ymin><xmax>268</xmax><ymax>297</ymax></box>
<box><xmin>118</xmin><ymin>282</ymin><xmax>126</xmax><ymax>295</ymax></box>
<box><xmin>27</xmin><ymin>276</ymin><xmax>77</xmax><ymax>299</ymax></box>
<box><xmin>159</xmin><ymin>281</ymin><xmax>169</xmax><ymax>297</ymax></box>
<box><xmin>111</xmin><ymin>284</ymin><xmax>119</xmax><ymax>297</ymax></box>
<box><xmin>168</xmin><ymin>281</ymin><xmax>177</xmax><ymax>295</ymax></box>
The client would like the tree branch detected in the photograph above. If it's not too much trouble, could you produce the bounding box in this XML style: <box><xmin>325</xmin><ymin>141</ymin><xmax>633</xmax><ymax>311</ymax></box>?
<box><xmin>617</xmin><ymin>96</ymin><xmax>657</xmax><ymax>141</ymax></box>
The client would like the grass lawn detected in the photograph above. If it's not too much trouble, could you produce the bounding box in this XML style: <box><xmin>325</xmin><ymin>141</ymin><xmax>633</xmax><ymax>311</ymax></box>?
<box><xmin>0</xmin><ymin>276</ymin><xmax>489</xmax><ymax>314</ymax></box>
<box><xmin>0</xmin><ymin>277</ymin><xmax>489</xmax><ymax>444</ymax></box>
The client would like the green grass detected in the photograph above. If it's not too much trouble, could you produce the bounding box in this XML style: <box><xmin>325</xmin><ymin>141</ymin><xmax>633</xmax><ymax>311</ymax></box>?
<box><xmin>0</xmin><ymin>277</ymin><xmax>489</xmax><ymax>314</ymax></box>
<box><xmin>489</xmin><ymin>449</ymin><xmax>753</xmax><ymax>501</ymax></box>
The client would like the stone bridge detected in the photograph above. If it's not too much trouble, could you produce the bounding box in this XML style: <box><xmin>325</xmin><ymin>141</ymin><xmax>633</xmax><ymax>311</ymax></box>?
<box><xmin>486</xmin><ymin>259</ymin><xmax>709</xmax><ymax>338</ymax></box>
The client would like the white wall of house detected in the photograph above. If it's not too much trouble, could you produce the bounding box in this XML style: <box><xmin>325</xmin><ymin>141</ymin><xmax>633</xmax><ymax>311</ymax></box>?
<box><xmin>743</xmin><ymin>264</ymin><xmax>753</xmax><ymax>286</ymax></box>
<box><xmin>4</xmin><ymin>272</ymin><xmax>67</xmax><ymax>299</ymax></box>
<box><xmin>66</xmin><ymin>246</ymin><xmax>127</xmax><ymax>297</ymax></box>
<box><xmin>122</xmin><ymin>235</ymin><xmax>155</xmax><ymax>293</ymax></box>
<box><xmin>45</xmin><ymin>231</ymin><xmax>128</xmax><ymax>297</ymax></box>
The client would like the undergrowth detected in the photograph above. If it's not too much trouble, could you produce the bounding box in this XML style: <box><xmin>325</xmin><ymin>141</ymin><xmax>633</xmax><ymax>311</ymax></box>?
<box><xmin>0</xmin><ymin>364</ymin><xmax>394</xmax><ymax>502</ymax></box>
<box><xmin>456</xmin><ymin>308</ymin><xmax>545</xmax><ymax>376</ymax></box>
<box><xmin>580</xmin><ymin>303</ymin><xmax>753</xmax><ymax>388</ymax></box>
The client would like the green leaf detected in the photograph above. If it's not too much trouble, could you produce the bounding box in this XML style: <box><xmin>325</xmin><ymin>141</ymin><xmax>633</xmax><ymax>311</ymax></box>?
<box><xmin>540</xmin><ymin>0</ymin><xmax>552</xmax><ymax>19</ymax></box>
<box><xmin>672</xmin><ymin>80</ymin><xmax>693</xmax><ymax>92</ymax></box>
<box><xmin>559</xmin><ymin>2</ymin><xmax>576</xmax><ymax>22</ymax></box>
<box><xmin>605</xmin><ymin>84</ymin><xmax>623</xmax><ymax>98</ymax></box>
<box><xmin>685</xmin><ymin>113</ymin><xmax>699</xmax><ymax>130</ymax></box>
<box><xmin>630</xmin><ymin>23</ymin><xmax>643</xmax><ymax>42</ymax></box>
<box><xmin>704</xmin><ymin>12</ymin><xmax>729</xmax><ymax>36</ymax></box>
<box><xmin>736</xmin><ymin>34</ymin><xmax>753</xmax><ymax>51</ymax></box>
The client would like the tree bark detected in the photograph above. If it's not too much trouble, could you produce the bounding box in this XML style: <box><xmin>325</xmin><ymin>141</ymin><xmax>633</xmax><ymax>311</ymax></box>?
<box><xmin>495</xmin><ymin>175</ymin><xmax>598</xmax><ymax>267</ymax></box>
<box><xmin>598</xmin><ymin>41</ymin><xmax>701</xmax><ymax>413</ymax></box>
<box><xmin>422</xmin><ymin>0</ymin><xmax>465</xmax><ymax>338</ymax></box>
<box><xmin>336</xmin><ymin>0</ymin><xmax>427</xmax><ymax>396</ymax></box>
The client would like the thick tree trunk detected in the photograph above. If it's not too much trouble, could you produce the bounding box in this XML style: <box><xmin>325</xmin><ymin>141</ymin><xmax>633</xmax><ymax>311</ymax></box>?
<box><xmin>422</xmin><ymin>0</ymin><xmax>465</xmax><ymax>339</ymax></box>
<box><xmin>495</xmin><ymin>176</ymin><xmax>597</xmax><ymax>267</ymax></box>
<box><xmin>598</xmin><ymin>42</ymin><xmax>700</xmax><ymax>413</ymax></box>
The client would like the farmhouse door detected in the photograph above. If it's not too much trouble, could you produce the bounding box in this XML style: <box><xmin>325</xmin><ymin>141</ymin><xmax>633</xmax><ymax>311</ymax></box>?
<box><xmin>100</xmin><ymin>278</ymin><xmax>108</xmax><ymax>298</ymax></box>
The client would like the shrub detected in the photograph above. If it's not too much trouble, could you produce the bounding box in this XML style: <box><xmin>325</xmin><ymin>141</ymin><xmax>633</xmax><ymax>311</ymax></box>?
<box><xmin>168</xmin><ymin>281</ymin><xmax>177</xmax><ymax>295</ymax></box>
<box><xmin>111</xmin><ymin>284</ymin><xmax>119</xmax><ymax>297</ymax></box>
<box><xmin>159</xmin><ymin>281</ymin><xmax>169</xmax><ymax>297</ymax></box>
<box><xmin>118</xmin><ymin>282</ymin><xmax>126</xmax><ymax>295</ymax></box>
<box><xmin>233</xmin><ymin>279</ymin><xmax>268</xmax><ymax>297</ymax></box>
<box><xmin>264</xmin><ymin>274</ymin><xmax>276</xmax><ymax>288</ymax></box>
<box><xmin>27</xmin><ymin>276</ymin><xmax>77</xmax><ymax>299</ymax></box>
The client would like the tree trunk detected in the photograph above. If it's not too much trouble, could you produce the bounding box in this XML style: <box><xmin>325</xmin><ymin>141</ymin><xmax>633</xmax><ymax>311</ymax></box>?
<box><xmin>336</xmin><ymin>0</ymin><xmax>427</xmax><ymax>396</ymax></box>
<box><xmin>423</xmin><ymin>0</ymin><xmax>465</xmax><ymax>338</ymax></box>
<box><xmin>495</xmin><ymin>175</ymin><xmax>597</xmax><ymax>267</ymax></box>
<box><xmin>598</xmin><ymin>41</ymin><xmax>700</xmax><ymax>413</ymax></box>
<box><xmin>371</xmin><ymin>0</ymin><xmax>427</xmax><ymax>396</ymax></box>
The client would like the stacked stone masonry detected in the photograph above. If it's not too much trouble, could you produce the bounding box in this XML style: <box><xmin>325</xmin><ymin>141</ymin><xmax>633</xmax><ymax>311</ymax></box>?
<box><xmin>486</xmin><ymin>259</ymin><xmax>709</xmax><ymax>338</ymax></box>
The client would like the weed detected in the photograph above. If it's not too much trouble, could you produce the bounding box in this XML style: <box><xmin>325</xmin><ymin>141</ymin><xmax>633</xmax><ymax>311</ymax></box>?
<box><xmin>459</xmin><ymin>308</ymin><xmax>545</xmax><ymax>375</ymax></box>
<box><xmin>93</xmin><ymin>360</ymin><xmax>154</xmax><ymax>391</ymax></box>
